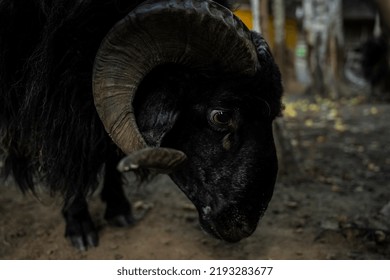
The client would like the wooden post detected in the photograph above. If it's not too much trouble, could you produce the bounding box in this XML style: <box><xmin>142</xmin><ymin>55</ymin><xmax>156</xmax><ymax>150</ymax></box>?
<box><xmin>272</xmin><ymin>0</ymin><xmax>286</xmax><ymax>78</ymax></box>
<box><xmin>250</xmin><ymin>0</ymin><xmax>261</xmax><ymax>32</ymax></box>
<box><xmin>260</xmin><ymin>0</ymin><xmax>270</xmax><ymax>42</ymax></box>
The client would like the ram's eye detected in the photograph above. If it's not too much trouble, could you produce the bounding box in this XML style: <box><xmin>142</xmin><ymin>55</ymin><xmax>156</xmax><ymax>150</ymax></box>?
<box><xmin>209</xmin><ymin>109</ymin><xmax>233</xmax><ymax>127</ymax></box>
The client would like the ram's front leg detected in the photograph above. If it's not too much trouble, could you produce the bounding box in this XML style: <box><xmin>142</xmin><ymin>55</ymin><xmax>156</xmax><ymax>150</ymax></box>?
<box><xmin>62</xmin><ymin>196</ymin><xmax>98</xmax><ymax>251</ymax></box>
<box><xmin>101</xmin><ymin>151</ymin><xmax>135</xmax><ymax>227</ymax></box>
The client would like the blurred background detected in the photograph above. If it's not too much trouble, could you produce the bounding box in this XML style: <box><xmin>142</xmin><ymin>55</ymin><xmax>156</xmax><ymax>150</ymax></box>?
<box><xmin>235</xmin><ymin>0</ymin><xmax>389</xmax><ymax>100</ymax></box>
<box><xmin>231</xmin><ymin>0</ymin><xmax>390</xmax><ymax>259</ymax></box>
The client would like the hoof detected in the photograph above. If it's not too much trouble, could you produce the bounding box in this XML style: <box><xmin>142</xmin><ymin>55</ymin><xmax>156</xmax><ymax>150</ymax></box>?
<box><xmin>63</xmin><ymin>203</ymin><xmax>99</xmax><ymax>251</ymax></box>
<box><xmin>107</xmin><ymin>213</ymin><xmax>136</xmax><ymax>227</ymax></box>
<box><xmin>64</xmin><ymin>219</ymin><xmax>99</xmax><ymax>251</ymax></box>
<box><xmin>68</xmin><ymin>231</ymin><xmax>99</xmax><ymax>251</ymax></box>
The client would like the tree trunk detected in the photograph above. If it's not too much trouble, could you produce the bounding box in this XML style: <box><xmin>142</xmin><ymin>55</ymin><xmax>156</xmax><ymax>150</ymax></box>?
<box><xmin>260</xmin><ymin>0</ymin><xmax>270</xmax><ymax>42</ymax></box>
<box><xmin>270</xmin><ymin>0</ymin><xmax>301</xmax><ymax>179</ymax></box>
<box><xmin>272</xmin><ymin>0</ymin><xmax>286</xmax><ymax>78</ymax></box>
<box><xmin>375</xmin><ymin>0</ymin><xmax>390</xmax><ymax>32</ymax></box>
<box><xmin>250</xmin><ymin>0</ymin><xmax>261</xmax><ymax>32</ymax></box>
<box><xmin>303</xmin><ymin>0</ymin><xmax>343</xmax><ymax>98</ymax></box>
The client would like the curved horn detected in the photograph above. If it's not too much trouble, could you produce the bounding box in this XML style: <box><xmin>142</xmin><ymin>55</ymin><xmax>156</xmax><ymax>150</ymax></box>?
<box><xmin>92</xmin><ymin>0</ymin><xmax>259</xmax><ymax>168</ymax></box>
<box><xmin>117</xmin><ymin>148</ymin><xmax>187</xmax><ymax>173</ymax></box>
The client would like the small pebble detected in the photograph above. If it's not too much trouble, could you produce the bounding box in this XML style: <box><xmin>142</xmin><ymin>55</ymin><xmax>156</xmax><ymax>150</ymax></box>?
<box><xmin>380</xmin><ymin>202</ymin><xmax>390</xmax><ymax>218</ymax></box>
<box><xmin>285</xmin><ymin>201</ymin><xmax>299</xmax><ymax>209</ymax></box>
<box><xmin>374</xmin><ymin>231</ymin><xmax>386</xmax><ymax>243</ymax></box>
<box><xmin>295</xmin><ymin>228</ymin><xmax>303</xmax><ymax>234</ymax></box>
<box><xmin>320</xmin><ymin>220</ymin><xmax>339</xmax><ymax>231</ymax></box>
<box><xmin>331</xmin><ymin>185</ymin><xmax>341</xmax><ymax>193</ymax></box>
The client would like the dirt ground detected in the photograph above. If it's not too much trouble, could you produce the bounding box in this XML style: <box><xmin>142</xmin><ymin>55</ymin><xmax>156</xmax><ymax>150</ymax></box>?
<box><xmin>1</xmin><ymin>83</ymin><xmax>389</xmax><ymax>260</ymax></box>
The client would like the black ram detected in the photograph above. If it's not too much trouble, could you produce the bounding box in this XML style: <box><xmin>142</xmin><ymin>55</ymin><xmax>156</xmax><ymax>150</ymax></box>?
<box><xmin>0</xmin><ymin>0</ymin><xmax>283</xmax><ymax>250</ymax></box>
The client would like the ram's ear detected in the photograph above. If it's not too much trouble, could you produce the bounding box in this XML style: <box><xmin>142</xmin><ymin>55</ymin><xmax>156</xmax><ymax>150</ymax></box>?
<box><xmin>133</xmin><ymin>89</ymin><xmax>181</xmax><ymax>147</ymax></box>
<box><xmin>133</xmin><ymin>66</ymin><xmax>190</xmax><ymax>147</ymax></box>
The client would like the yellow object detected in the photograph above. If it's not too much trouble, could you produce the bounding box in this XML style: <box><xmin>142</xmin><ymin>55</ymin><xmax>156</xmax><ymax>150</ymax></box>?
<box><xmin>234</xmin><ymin>8</ymin><xmax>298</xmax><ymax>51</ymax></box>
<box><xmin>234</xmin><ymin>10</ymin><xmax>253</xmax><ymax>30</ymax></box>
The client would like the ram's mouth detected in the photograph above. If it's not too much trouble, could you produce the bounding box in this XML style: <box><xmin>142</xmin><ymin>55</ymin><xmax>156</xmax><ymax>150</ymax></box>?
<box><xmin>197</xmin><ymin>206</ymin><xmax>258</xmax><ymax>242</ymax></box>
<box><xmin>199</xmin><ymin>217</ymin><xmax>257</xmax><ymax>243</ymax></box>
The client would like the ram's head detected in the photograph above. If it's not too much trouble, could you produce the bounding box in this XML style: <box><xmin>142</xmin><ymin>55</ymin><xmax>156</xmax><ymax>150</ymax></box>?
<box><xmin>93</xmin><ymin>0</ymin><xmax>282</xmax><ymax>242</ymax></box>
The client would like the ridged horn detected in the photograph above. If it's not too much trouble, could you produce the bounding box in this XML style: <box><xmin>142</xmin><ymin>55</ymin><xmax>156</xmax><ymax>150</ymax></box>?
<box><xmin>117</xmin><ymin>148</ymin><xmax>187</xmax><ymax>173</ymax></box>
<box><xmin>92</xmin><ymin>0</ymin><xmax>259</xmax><ymax>168</ymax></box>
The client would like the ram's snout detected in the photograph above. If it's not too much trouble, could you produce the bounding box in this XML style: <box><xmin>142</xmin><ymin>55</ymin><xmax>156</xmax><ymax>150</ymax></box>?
<box><xmin>190</xmin><ymin>195</ymin><xmax>265</xmax><ymax>242</ymax></box>
<box><xmin>197</xmin><ymin>204</ymin><xmax>262</xmax><ymax>243</ymax></box>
